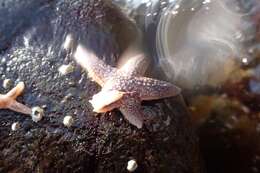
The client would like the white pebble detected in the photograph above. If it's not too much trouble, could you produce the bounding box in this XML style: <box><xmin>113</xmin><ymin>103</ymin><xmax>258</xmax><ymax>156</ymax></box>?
<box><xmin>242</xmin><ymin>57</ymin><xmax>248</xmax><ymax>64</ymax></box>
<box><xmin>63</xmin><ymin>115</ymin><xmax>74</xmax><ymax>127</ymax></box>
<box><xmin>127</xmin><ymin>159</ymin><xmax>138</xmax><ymax>172</ymax></box>
<box><xmin>11</xmin><ymin>122</ymin><xmax>20</xmax><ymax>131</ymax></box>
<box><xmin>31</xmin><ymin>106</ymin><xmax>44</xmax><ymax>122</ymax></box>
<box><xmin>3</xmin><ymin>79</ymin><xmax>13</xmax><ymax>89</ymax></box>
<box><xmin>58</xmin><ymin>64</ymin><xmax>74</xmax><ymax>75</ymax></box>
<box><xmin>63</xmin><ymin>34</ymin><xmax>74</xmax><ymax>50</ymax></box>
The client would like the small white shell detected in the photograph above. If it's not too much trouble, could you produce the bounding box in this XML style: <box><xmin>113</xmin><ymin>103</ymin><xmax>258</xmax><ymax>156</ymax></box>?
<box><xmin>3</xmin><ymin>79</ymin><xmax>13</xmax><ymax>89</ymax></box>
<box><xmin>31</xmin><ymin>106</ymin><xmax>44</xmax><ymax>122</ymax></box>
<box><xmin>63</xmin><ymin>115</ymin><xmax>74</xmax><ymax>127</ymax></box>
<box><xmin>11</xmin><ymin>122</ymin><xmax>20</xmax><ymax>131</ymax></box>
<box><xmin>127</xmin><ymin>159</ymin><xmax>138</xmax><ymax>172</ymax></box>
<box><xmin>58</xmin><ymin>64</ymin><xmax>74</xmax><ymax>75</ymax></box>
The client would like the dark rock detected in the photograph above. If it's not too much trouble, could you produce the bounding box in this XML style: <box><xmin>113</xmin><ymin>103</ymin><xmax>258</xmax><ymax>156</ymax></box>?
<box><xmin>0</xmin><ymin>0</ymin><xmax>203</xmax><ymax>172</ymax></box>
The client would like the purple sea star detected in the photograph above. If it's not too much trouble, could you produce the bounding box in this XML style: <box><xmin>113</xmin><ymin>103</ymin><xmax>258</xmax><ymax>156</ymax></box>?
<box><xmin>74</xmin><ymin>45</ymin><xmax>181</xmax><ymax>128</ymax></box>
<box><xmin>0</xmin><ymin>82</ymin><xmax>32</xmax><ymax>115</ymax></box>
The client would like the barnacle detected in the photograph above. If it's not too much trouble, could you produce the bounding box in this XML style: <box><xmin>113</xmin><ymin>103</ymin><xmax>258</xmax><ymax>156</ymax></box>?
<box><xmin>31</xmin><ymin>106</ymin><xmax>44</xmax><ymax>122</ymax></box>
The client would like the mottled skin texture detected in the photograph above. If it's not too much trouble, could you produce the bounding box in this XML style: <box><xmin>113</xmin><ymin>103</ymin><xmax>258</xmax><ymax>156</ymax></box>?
<box><xmin>74</xmin><ymin>45</ymin><xmax>181</xmax><ymax>128</ymax></box>
<box><xmin>0</xmin><ymin>82</ymin><xmax>31</xmax><ymax>115</ymax></box>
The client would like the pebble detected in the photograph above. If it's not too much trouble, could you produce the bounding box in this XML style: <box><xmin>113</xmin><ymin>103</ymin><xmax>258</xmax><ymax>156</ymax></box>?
<box><xmin>127</xmin><ymin>159</ymin><xmax>138</xmax><ymax>172</ymax></box>
<box><xmin>58</xmin><ymin>64</ymin><xmax>74</xmax><ymax>75</ymax></box>
<box><xmin>63</xmin><ymin>115</ymin><xmax>74</xmax><ymax>127</ymax></box>
<box><xmin>11</xmin><ymin>122</ymin><xmax>20</xmax><ymax>131</ymax></box>
<box><xmin>63</xmin><ymin>34</ymin><xmax>74</xmax><ymax>50</ymax></box>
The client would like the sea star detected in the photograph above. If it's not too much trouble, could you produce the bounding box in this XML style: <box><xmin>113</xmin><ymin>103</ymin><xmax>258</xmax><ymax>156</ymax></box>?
<box><xmin>0</xmin><ymin>82</ymin><xmax>32</xmax><ymax>115</ymax></box>
<box><xmin>74</xmin><ymin>45</ymin><xmax>181</xmax><ymax>128</ymax></box>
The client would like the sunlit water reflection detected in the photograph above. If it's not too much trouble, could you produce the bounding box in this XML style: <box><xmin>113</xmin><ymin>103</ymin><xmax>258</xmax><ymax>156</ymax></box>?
<box><xmin>156</xmin><ymin>0</ymin><xmax>258</xmax><ymax>89</ymax></box>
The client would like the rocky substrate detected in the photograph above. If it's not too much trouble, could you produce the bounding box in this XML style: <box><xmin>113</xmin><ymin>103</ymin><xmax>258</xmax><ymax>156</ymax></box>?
<box><xmin>0</xmin><ymin>0</ymin><xmax>203</xmax><ymax>172</ymax></box>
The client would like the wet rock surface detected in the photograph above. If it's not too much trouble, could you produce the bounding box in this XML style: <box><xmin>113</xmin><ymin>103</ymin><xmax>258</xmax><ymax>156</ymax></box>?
<box><xmin>0</xmin><ymin>0</ymin><xmax>203</xmax><ymax>172</ymax></box>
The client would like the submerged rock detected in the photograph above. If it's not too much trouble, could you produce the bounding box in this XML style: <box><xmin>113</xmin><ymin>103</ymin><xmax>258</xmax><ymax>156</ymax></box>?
<box><xmin>0</xmin><ymin>0</ymin><xmax>203</xmax><ymax>172</ymax></box>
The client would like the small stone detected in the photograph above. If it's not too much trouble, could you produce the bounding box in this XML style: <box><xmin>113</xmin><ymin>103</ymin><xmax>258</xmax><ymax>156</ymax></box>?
<box><xmin>63</xmin><ymin>115</ymin><xmax>74</xmax><ymax>127</ymax></box>
<box><xmin>63</xmin><ymin>34</ymin><xmax>74</xmax><ymax>50</ymax></box>
<box><xmin>31</xmin><ymin>106</ymin><xmax>44</xmax><ymax>122</ymax></box>
<box><xmin>3</xmin><ymin>79</ymin><xmax>13</xmax><ymax>89</ymax></box>
<box><xmin>58</xmin><ymin>64</ymin><xmax>74</xmax><ymax>75</ymax></box>
<box><xmin>42</xmin><ymin>105</ymin><xmax>47</xmax><ymax>109</ymax></box>
<box><xmin>127</xmin><ymin>159</ymin><xmax>138</xmax><ymax>172</ymax></box>
<box><xmin>68</xmin><ymin>81</ymin><xmax>76</xmax><ymax>86</ymax></box>
<box><xmin>11</xmin><ymin>122</ymin><xmax>20</xmax><ymax>131</ymax></box>
<box><xmin>61</xmin><ymin>93</ymin><xmax>73</xmax><ymax>104</ymax></box>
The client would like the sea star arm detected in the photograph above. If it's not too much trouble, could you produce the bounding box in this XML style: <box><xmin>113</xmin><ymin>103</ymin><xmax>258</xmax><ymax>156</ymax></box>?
<box><xmin>74</xmin><ymin>45</ymin><xmax>118</xmax><ymax>86</ymax></box>
<box><xmin>89</xmin><ymin>90</ymin><xmax>143</xmax><ymax>128</ymax></box>
<box><xmin>132</xmin><ymin>77</ymin><xmax>181</xmax><ymax>101</ymax></box>
<box><xmin>0</xmin><ymin>82</ymin><xmax>31</xmax><ymax>115</ymax></box>
<box><xmin>119</xmin><ymin>94</ymin><xmax>143</xmax><ymax>129</ymax></box>
<box><xmin>118</xmin><ymin>53</ymin><xmax>150</xmax><ymax>77</ymax></box>
<box><xmin>89</xmin><ymin>90</ymin><xmax>125</xmax><ymax>113</ymax></box>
